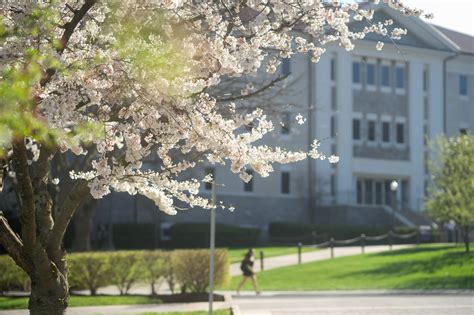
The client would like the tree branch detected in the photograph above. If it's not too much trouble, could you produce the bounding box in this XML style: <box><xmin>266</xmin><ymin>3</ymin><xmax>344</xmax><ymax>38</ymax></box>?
<box><xmin>47</xmin><ymin>180</ymin><xmax>89</xmax><ymax>253</ymax></box>
<box><xmin>0</xmin><ymin>215</ymin><xmax>32</xmax><ymax>273</ymax></box>
<box><xmin>11</xmin><ymin>139</ymin><xmax>37</xmax><ymax>251</ymax></box>
<box><xmin>215</xmin><ymin>74</ymin><xmax>289</xmax><ymax>102</ymax></box>
<box><xmin>40</xmin><ymin>0</ymin><xmax>97</xmax><ymax>87</ymax></box>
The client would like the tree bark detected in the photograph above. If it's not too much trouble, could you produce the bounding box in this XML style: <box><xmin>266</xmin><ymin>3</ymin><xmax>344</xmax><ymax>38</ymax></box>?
<box><xmin>29</xmin><ymin>261</ymin><xmax>69</xmax><ymax>315</ymax></box>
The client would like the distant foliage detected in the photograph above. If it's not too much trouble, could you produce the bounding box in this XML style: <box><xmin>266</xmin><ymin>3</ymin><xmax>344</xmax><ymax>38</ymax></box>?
<box><xmin>426</xmin><ymin>134</ymin><xmax>474</xmax><ymax>252</ymax></box>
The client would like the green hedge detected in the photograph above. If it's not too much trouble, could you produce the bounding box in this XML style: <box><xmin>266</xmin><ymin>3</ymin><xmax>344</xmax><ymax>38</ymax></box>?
<box><xmin>0</xmin><ymin>249</ymin><xmax>229</xmax><ymax>295</ymax></box>
<box><xmin>112</xmin><ymin>223</ymin><xmax>157</xmax><ymax>249</ymax></box>
<box><xmin>166</xmin><ymin>223</ymin><xmax>260</xmax><ymax>248</ymax></box>
<box><xmin>269</xmin><ymin>222</ymin><xmax>419</xmax><ymax>244</ymax></box>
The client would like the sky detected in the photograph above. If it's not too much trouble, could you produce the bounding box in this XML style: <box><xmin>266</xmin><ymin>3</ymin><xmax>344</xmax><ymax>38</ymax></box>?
<box><xmin>393</xmin><ymin>0</ymin><xmax>474</xmax><ymax>36</ymax></box>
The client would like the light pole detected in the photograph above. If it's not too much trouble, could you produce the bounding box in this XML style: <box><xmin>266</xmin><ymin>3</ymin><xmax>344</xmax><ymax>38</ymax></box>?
<box><xmin>390</xmin><ymin>180</ymin><xmax>398</xmax><ymax>229</ymax></box>
<box><xmin>208</xmin><ymin>182</ymin><xmax>216</xmax><ymax>315</ymax></box>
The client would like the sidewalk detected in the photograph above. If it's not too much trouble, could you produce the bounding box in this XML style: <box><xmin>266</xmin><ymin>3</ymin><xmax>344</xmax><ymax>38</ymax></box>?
<box><xmin>230</xmin><ymin>244</ymin><xmax>415</xmax><ymax>276</ymax></box>
<box><xmin>0</xmin><ymin>301</ymin><xmax>230</xmax><ymax>315</ymax></box>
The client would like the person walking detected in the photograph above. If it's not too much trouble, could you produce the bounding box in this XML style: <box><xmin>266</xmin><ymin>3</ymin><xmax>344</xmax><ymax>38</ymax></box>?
<box><xmin>236</xmin><ymin>248</ymin><xmax>260</xmax><ymax>295</ymax></box>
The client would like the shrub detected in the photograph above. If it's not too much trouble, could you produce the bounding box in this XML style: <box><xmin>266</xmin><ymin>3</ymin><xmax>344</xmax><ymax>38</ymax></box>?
<box><xmin>109</xmin><ymin>251</ymin><xmax>145</xmax><ymax>295</ymax></box>
<box><xmin>141</xmin><ymin>251</ymin><xmax>165</xmax><ymax>295</ymax></box>
<box><xmin>161</xmin><ymin>251</ymin><xmax>177</xmax><ymax>294</ymax></box>
<box><xmin>68</xmin><ymin>252</ymin><xmax>112</xmax><ymax>295</ymax></box>
<box><xmin>173</xmin><ymin>249</ymin><xmax>229</xmax><ymax>293</ymax></box>
<box><xmin>167</xmin><ymin>223</ymin><xmax>260</xmax><ymax>248</ymax></box>
<box><xmin>112</xmin><ymin>223</ymin><xmax>157</xmax><ymax>249</ymax></box>
<box><xmin>0</xmin><ymin>255</ymin><xmax>29</xmax><ymax>293</ymax></box>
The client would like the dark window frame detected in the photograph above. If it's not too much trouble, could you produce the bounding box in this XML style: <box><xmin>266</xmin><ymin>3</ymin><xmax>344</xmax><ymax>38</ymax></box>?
<box><xmin>281</xmin><ymin>171</ymin><xmax>290</xmax><ymax>194</ymax></box>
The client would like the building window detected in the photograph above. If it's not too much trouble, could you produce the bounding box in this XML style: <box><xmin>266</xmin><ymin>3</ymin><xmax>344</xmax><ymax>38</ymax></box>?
<box><xmin>375</xmin><ymin>182</ymin><xmax>383</xmax><ymax>205</ymax></box>
<box><xmin>396</xmin><ymin>67</ymin><xmax>405</xmax><ymax>89</ymax></box>
<box><xmin>204</xmin><ymin>167</ymin><xmax>214</xmax><ymax>191</ymax></box>
<box><xmin>396</xmin><ymin>123</ymin><xmax>405</xmax><ymax>144</ymax></box>
<box><xmin>368</xmin><ymin>120</ymin><xmax>376</xmax><ymax>142</ymax></box>
<box><xmin>382</xmin><ymin>121</ymin><xmax>390</xmax><ymax>143</ymax></box>
<box><xmin>281</xmin><ymin>112</ymin><xmax>291</xmax><ymax>134</ymax></box>
<box><xmin>459</xmin><ymin>75</ymin><xmax>468</xmax><ymax>96</ymax></box>
<box><xmin>381</xmin><ymin>65</ymin><xmax>390</xmax><ymax>87</ymax></box>
<box><xmin>353</xmin><ymin>119</ymin><xmax>361</xmax><ymax>140</ymax></box>
<box><xmin>331</xmin><ymin>174</ymin><xmax>336</xmax><ymax>197</ymax></box>
<box><xmin>352</xmin><ymin>62</ymin><xmax>361</xmax><ymax>84</ymax></box>
<box><xmin>281</xmin><ymin>171</ymin><xmax>290</xmax><ymax>194</ymax></box>
<box><xmin>384</xmin><ymin>180</ymin><xmax>392</xmax><ymax>206</ymax></box>
<box><xmin>356</xmin><ymin>180</ymin><xmax>363</xmax><ymax>204</ymax></box>
<box><xmin>243</xmin><ymin>170</ymin><xmax>253</xmax><ymax>192</ymax></box>
<box><xmin>423</xmin><ymin>68</ymin><xmax>429</xmax><ymax>92</ymax></box>
<box><xmin>331</xmin><ymin>116</ymin><xmax>336</xmax><ymax>137</ymax></box>
<box><xmin>364</xmin><ymin>179</ymin><xmax>373</xmax><ymax>204</ymax></box>
<box><xmin>281</xmin><ymin>58</ymin><xmax>291</xmax><ymax>76</ymax></box>
<box><xmin>331</xmin><ymin>58</ymin><xmax>336</xmax><ymax>81</ymax></box>
<box><xmin>366</xmin><ymin>63</ymin><xmax>376</xmax><ymax>86</ymax></box>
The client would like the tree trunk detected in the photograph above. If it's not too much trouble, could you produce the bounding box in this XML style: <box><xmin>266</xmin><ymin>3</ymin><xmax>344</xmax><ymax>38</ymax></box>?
<box><xmin>462</xmin><ymin>226</ymin><xmax>470</xmax><ymax>253</ymax></box>
<box><xmin>71</xmin><ymin>202</ymin><xmax>94</xmax><ymax>251</ymax></box>
<box><xmin>29</xmin><ymin>269</ymin><xmax>69</xmax><ymax>315</ymax></box>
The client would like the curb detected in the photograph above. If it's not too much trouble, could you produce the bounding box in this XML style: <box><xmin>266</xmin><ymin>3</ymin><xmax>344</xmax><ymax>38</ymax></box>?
<box><xmin>224</xmin><ymin>293</ymin><xmax>241</xmax><ymax>315</ymax></box>
<box><xmin>227</xmin><ymin>289</ymin><xmax>474</xmax><ymax>298</ymax></box>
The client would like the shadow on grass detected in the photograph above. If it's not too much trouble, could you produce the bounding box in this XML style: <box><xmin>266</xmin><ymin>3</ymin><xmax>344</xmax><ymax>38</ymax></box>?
<box><xmin>337</xmin><ymin>248</ymin><xmax>474</xmax><ymax>289</ymax></box>
<box><xmin>373</xmin><ymin>245</ymin><xmax>457</xmax><ymax>257</ymax></box>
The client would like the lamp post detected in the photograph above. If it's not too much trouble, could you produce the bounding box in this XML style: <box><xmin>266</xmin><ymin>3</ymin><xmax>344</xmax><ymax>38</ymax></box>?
<box><xmin>390</xmin><ymin>180</ymin><xmax>398</xmax><ymax>229</ymax></box>
<box><xmin>208</xmin><ymin>182</ymin><xmax>216</xmax><ymax>315</ymax></box>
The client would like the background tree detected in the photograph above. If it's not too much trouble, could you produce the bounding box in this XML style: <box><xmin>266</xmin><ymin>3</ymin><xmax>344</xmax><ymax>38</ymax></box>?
<box><xmin>426</xmin><ymin>134</ymin><xmax>474</xmax><ymax>253</ymax></box>
<box><xmin>0</xmin><ymin>1</ymin><xmax>430</xmax><ymax>314</ymax></box>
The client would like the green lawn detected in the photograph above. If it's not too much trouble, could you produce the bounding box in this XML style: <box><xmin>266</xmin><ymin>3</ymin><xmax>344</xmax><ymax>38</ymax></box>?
<box><xmin>228</xmin><ymin>246</ymin><xmax>317</xmax><ymax>264</ymax></box>
<box><xmin>0</xmin><ymin>295</ymin><xmax>162</xmax><ymax>311</ymax></box>
<box><xmin>228</xmin><ymin>244</ymin><xmax>474</xmax><ymax>291</ymax></box>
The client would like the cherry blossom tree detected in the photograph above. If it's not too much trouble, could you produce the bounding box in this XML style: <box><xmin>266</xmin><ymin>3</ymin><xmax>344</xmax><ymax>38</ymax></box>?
<box><xmin>0</xmin><ymin>1</ymin><xmax>430</xmax><ymax>314</ymax></box>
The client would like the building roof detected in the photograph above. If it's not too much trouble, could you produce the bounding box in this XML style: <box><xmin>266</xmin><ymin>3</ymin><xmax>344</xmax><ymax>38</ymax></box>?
<box><xmin>432</xmin><ymin>25</ymin><xmax>474</xmax><ymax>55</ymax></box>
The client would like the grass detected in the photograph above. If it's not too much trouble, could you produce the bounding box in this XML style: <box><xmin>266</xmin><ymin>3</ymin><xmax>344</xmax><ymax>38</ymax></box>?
<box><xmin>227</xmin><ymin>246</ymin><xmax>317</xmax><ymax>264</ymax></box>
<box><xmin>228</xmin><ymin>244</ymin><xmax>474</xmax><ymax>291</ymax></box>
<box><xmin>0</xmin><ymin>295</ymin><xmax>162</xmax><ymax>311</ymax></box>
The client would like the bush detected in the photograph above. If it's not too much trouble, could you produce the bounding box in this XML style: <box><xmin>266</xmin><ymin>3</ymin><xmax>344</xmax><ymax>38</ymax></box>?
<box><xmin>109</xmin><ymin>251</ymin><xmax>145</xmax><ymax>295</ymax></box>
<box><xmin>0</xmin><ymin>255</ymin><xmax>29</xmax><ymax>293</ymax></box>
<box><xmin>112</xmin><ymin>223</ymin><xmax>157</xmax><ymax>249</ymax></box>
<box><xmin>173</xmin><ymin>249</ymin><xmax>229</xmax><ymax>293</ymax></box>
<box><xmin>167</xmin><ymin>223</ymin><xmax>260</xmax><ymax>248</ymax></box>
<box><xmin>1</xmin><ymin>249</ymin><xmax>229</xmax><ymax>296</ymax></box>
<box><xmin>68</xmin><ymin>252</ymin><xmax>111</xmax><ymax>295</ymax></box>
<box><xmin>140</xmin><ymin>251</ymin><xmax>165</xmax><ymax>295</ymax></box>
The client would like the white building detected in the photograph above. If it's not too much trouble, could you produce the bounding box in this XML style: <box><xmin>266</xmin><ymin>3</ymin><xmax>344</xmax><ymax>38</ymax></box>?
<box><xmin>95</xmin><ymin>5</ymin><xmax>473</xmax><ymax>234</ymax></box>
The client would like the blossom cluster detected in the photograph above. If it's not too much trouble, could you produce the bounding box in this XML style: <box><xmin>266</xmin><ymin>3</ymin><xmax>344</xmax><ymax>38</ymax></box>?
<box><xmin>0</xmin><ymin>1</ymin><xmax>429</xmax><ymax>214</ymax></box>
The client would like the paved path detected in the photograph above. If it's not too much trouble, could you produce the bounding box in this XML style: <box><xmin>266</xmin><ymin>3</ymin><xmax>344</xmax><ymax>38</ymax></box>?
<box><xmin>0</xmin><ymin>301</ymin><xmax>230</xmax><ymax>315</ymax></box>
<box><xmin>232</xmin><ymin>292</ymin><xmax>474</xmax><ymax>315</ymax></box>
<box><xmin>230</xmin><ymin>244</ymin><xmax>414</xmax><ymax>276</ymax></box>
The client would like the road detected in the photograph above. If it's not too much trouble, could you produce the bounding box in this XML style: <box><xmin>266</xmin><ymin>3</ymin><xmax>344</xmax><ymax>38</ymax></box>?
<box><xmin>232</xmin><ymin>292</ymin><xmax>474</xmax><ymax>315</ymax></box>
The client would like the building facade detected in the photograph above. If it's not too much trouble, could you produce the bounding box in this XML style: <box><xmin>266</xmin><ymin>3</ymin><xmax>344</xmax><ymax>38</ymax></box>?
<box><xmin>93</xmin><ymin>6</ymin><xmax>474</xmax><ymax>238</ymax></box>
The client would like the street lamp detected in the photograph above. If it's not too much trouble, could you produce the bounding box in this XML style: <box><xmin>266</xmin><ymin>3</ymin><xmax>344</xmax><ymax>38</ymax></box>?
<box><xmin>208</xmin><ymin>182</ymin><xmax>216</xmax><ymax>315</ymax></box>
<box><xmin>390</xmin><ymin>180</ymin><xmax>398</xmax><ymax>229</ymax></box>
